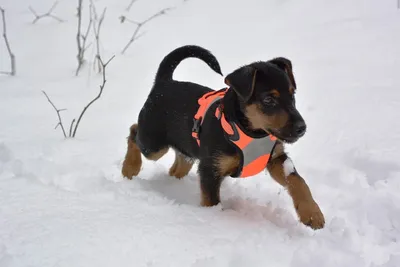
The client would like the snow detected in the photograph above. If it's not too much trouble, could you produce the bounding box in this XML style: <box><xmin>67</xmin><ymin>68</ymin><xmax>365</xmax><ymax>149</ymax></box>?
<box><xmin>1</xmin><ymin>0</ymin><xmax>400</xmax><ymax>266</ymax></box>
<box><xmin>283</xmin><ymin>157</ymin><xmax>295</xmax><ymax>177</ymax></box>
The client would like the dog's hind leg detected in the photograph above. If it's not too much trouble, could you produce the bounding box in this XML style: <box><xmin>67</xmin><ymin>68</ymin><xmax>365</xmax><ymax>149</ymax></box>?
<box><xmin>122</xmin><ymin>123</ymin><xmax>171</xmax><ymax>179</ymax></box>
<box><xmin>122</xmin><ymin>124</ymin><xmax>143</xmax><ymax>179</ymax></box>
<box><xmin>169</xmin><ymin>151</ymin><xmax>193</xmax><ymax>179</ymax></box>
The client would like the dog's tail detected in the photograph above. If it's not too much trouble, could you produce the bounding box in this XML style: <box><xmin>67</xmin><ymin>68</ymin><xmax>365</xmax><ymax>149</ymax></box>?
<box><xmin>154</xmin><ymin>45</ymin><xmax>223</xmax><ymax>82</ymax></box>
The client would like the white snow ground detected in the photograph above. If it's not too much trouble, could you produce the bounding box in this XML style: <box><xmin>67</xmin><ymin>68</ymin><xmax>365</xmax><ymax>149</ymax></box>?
<box><xmin>1</xmin><ymin>0</ymin><xmax>400</xmax><ymax>266</ymax></box>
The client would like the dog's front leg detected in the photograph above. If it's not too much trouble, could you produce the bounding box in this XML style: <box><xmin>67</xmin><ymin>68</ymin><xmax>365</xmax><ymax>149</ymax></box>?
<box><xmin>267</xmin><ymin>144</ymin><xmax>325</xmax><ymax>229</ymax></box>
<box><xmin>198</xmin><ymin>158</ymin><xmax>225</xmax><ymax>207</ymax></box>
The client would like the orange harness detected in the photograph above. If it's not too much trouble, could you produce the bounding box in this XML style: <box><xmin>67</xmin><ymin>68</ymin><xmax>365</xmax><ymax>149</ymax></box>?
<box><xmin>192</xmin><ymin>88</ymin><xmax>277</xmax><ymax>178</ymax></box>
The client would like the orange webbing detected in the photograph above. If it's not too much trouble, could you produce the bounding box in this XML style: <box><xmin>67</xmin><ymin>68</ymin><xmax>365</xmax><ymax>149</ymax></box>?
<box><xmin>192</xmin><ymin>89</ymin><xmax>227</xmax><ymax>146</ymax></box>
<box><xmin>191</xmin><ymin>133</ymin><xmax>201</xmax><ymax>146</ymax></box>
<box><xmin>220</xmin><ymin>113</ymin><xmax>252</xmax><ymax>148</ymax></box>
<box><xmin>194</xmin><ymin>90</ymin><xmax>226</xmax><ymax>121</ymax></box>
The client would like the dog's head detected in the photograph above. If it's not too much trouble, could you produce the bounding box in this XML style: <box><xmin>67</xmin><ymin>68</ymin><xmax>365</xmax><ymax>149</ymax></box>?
<box><xmin>225</xmin><ymin>57</ymin><xmax>305</xmax><ymax>144</ymax></box>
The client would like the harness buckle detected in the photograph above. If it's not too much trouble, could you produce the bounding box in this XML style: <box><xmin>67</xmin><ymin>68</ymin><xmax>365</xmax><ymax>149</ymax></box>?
<box><xmin>191</xmin><ymin>117</ymin><xmax>202</xmax><ymax>139</ymax></box>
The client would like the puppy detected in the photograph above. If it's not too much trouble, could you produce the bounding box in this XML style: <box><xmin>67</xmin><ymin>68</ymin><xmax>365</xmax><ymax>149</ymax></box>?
<box><xmin>122</xmin><ymin>45</ymin><xmax>325</xmax><ymax>230</ymax></box>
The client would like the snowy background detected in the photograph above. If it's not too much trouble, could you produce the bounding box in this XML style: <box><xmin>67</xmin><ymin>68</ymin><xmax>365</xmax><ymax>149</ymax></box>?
<box><xmin>1</xmin><ymin>0</ymin><xmax>400</xmax><ymax>266</ymax></box>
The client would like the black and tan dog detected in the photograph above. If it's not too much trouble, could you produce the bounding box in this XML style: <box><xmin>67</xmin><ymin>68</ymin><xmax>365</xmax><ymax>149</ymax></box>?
<box><xmin>122</xmin><ymin>45</ymin><xmax>325</xmax><ymax>229</ymax></box>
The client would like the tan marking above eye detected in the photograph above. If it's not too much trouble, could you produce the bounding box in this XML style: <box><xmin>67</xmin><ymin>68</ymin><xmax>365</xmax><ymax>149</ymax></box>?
<box><xmin>270</xmin><ymin>89</ymin><xmax>280</xmax><ymax>98</ymax></box>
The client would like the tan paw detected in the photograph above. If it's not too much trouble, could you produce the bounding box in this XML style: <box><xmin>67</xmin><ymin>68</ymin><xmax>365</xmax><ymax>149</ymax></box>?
<box><xmin>121</xmin><ymin>161</ymin><xmax>140</xmax><ymax>179</ymax></box>
<box><xmin>168</xmin><ymin>162</ymin><xmax>180</xmax><ymax>178</ymax></box>
<box><xmin>168</xmin><ymin>165</ymin><xmax>189</xmax><ymax>179</ymax></box>
<box><xmin>296</xmin><ymin>200</ymin><xmax>325</xmax><ymax>230</ymax></box>
<box><xmin>168</xmin><ymin>153</ymin><xmax>192</xmax><ymax>179</ymax></box>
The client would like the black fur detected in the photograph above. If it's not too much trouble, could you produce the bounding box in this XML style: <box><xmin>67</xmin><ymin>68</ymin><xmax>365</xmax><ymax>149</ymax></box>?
<box><xmin>136</xmin><ymin>45</ymin><xmax>223</xmax><ymax>160</ymax></box>
<box><xmin>154</xmin><ymin>45</ymin><xmax>222</xmax><ymax>82</ymax></box>
<box><xmin>225</xmin><ymin>66</ymin><xmax>256</xmax><ymax>102</ymax></box>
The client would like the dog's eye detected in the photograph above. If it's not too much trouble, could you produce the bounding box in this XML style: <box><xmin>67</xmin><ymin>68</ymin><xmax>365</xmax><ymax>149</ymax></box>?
<box><xmin>263</xmin><ymin>96</ymin><xmax>276</xmax><ymax>106</ymax></box>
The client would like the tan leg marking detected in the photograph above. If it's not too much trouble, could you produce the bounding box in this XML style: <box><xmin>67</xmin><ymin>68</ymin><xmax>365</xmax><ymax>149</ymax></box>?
<box><xmin>169</xmin><ymin>152</ymin><xmax>193</xmax><ymax>179</ymax></box>
<box><xmin>121</xmin><ymin>124</ymin><xmax>142</xmax><ymax>179</ymax></box>
<box><xmin>145</xmin><ymin>147</ymin><xmax>169</xmax><ymax>161</ymax></box>
<box><xmin>200</xmin><ymin>190</ymin><xmax>215</xmax><ymax>207</ymax></box>
<box><xmin>214</xmin><ymin>153</ymin><xmax>240</xmax><ymax>177</ymax></box>
<box><xmin>267</xmin><ymin>149</ymin><xmax>325</xmax><ymax>230</ymax></box>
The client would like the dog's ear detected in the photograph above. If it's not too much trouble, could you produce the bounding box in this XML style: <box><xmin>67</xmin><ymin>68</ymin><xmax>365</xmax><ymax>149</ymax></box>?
<box><xmin>225</xmin><ymin>66</ymin><xmax>257</xmax><ymax>102</ymax></box>
<box><xmin>269</xmin><ymin>57</ymin><xmax>296</xmax><ymax>90</ymax></box>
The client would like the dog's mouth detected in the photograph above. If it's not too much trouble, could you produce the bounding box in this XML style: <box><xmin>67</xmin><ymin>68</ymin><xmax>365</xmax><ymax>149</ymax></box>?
<box><xmin>262</xmin><ymin>128</ymin><xmax>301</xmax><ymax>144</ymax></box>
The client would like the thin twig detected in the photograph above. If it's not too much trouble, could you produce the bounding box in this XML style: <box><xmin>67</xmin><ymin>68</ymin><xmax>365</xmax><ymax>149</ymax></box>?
<box><xmin>76</xmin><ymin>0</ymin><xmax>83</xmax><ymax>75</ymax></box>
<box><xmin>120</xmin><ymin>7</ymin><xmax>172</xmax><ymax>54</ymax></box>
<box><xmin>0</xmin><ymin>7</ymin><xmax>16</xmax><ymax>76</ymax></box>
<box><xmin>69</xmin><ymin>119</ymin><xmax>76</xmax><ymax>137</ymax></box>
<box><xmin>75</xmin><ymin>0</ymin><xmax>93</xmax><ymax>76</ymax></box>
<box><xmin>71</xmin><ymin>55</ymin><xmax>115</xmax><ymax>137</ymax></box>
<box><xmin>29</xmin><ymin>1</ymin><xmax>64</xmax><ymax>24</ymax></box>
<box><xmin>42</xmin><ymin>91</ymin><xmax>67</xmax><ymax>138</ymax></box>
<box><xmin>90</xmin><ymin>1</ymin><xmax>107</xmax><ymax>73</ymax></box>
<box><xmin>126</xmin><ymin>0</ymin><xmax>138</xmax><ymax>12</ymax></box>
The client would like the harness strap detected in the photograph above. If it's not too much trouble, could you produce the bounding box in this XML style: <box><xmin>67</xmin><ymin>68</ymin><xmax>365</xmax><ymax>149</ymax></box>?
<box><xmin>191</xmin><ymin>88</ymin><xmax>227</xmax><ymax>145</ymax></box>
<box><xmin>191</xmin><ymin>87</ymin><xmax>277</xmax><ymax>178</ymax></box>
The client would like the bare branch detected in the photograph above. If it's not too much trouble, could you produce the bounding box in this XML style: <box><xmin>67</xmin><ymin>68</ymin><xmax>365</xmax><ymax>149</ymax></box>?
<box><xmin>126</xmin><ymin>0</ymin><xmax>138</xmax><ymax>12</ymax></box>
<box><xmin>76</xmin><ymin>0</ymin><xmax>93</xmax><ymax>76</ymax></box>
<box><xmin>82</xmin><ymin>18</ymin><xmax>92</xmax><ymax>49</ymax></box>
<box><xmin>29</xmin><ymin>1</ymin><xmax>64</xmax><ymax>24</ymax></box>
<box><xmin>121</xmin><ymin>7</ymin><xmax>172</xmax><ymax>54</ymax></box>
<box><xmin>48</xmin><ymin>1</ymin><xmax>59</xmax><ymax>13</ymax></box>
<box><xmin>71</xmin><ymin>55</ymin><xmax>115</xmax><ymax>137</ymax></box>
<box><xmin>119</xmin><ymin>16</ymin><xmax>139</xmax><ymax>24</ymax></box>
<box><xmin>0</xmin><ymin>7</ymin><xmax>16</xmax><ymax>76</ymax></box>
<box><xmin>28</xmin><ymin>6</ymin><xmax>38</xmax><ymax>17</ymax></box>
<box><xmin>142</xmin><ymin>8</ymin><xmax>172</xmax><ymax>25</ymax></box>
<box><xmin>90</xmin><ymin>1</ymin><xmax>107</xmax><ymax>73</ymax></box>
<box><xmin>75</xmin><ymin>0</ymin><xmax>83</xmax><ymax>74</ymax></box>
<box><xmin>42</xmin><ymin>91</ymin><xmax>67</xmax><ymax>138</ymax></box>
<box><xmin>69</xmin><ymin>119</ymin><xmax>76</xmax><ymax>137</ymax></box>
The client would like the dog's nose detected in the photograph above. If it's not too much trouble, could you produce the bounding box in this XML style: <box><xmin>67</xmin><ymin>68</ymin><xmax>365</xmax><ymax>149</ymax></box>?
<box><xmin>294</xmin><ymin>121</ymin><xmax>306</xmax><ymax>136</ymax></box>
